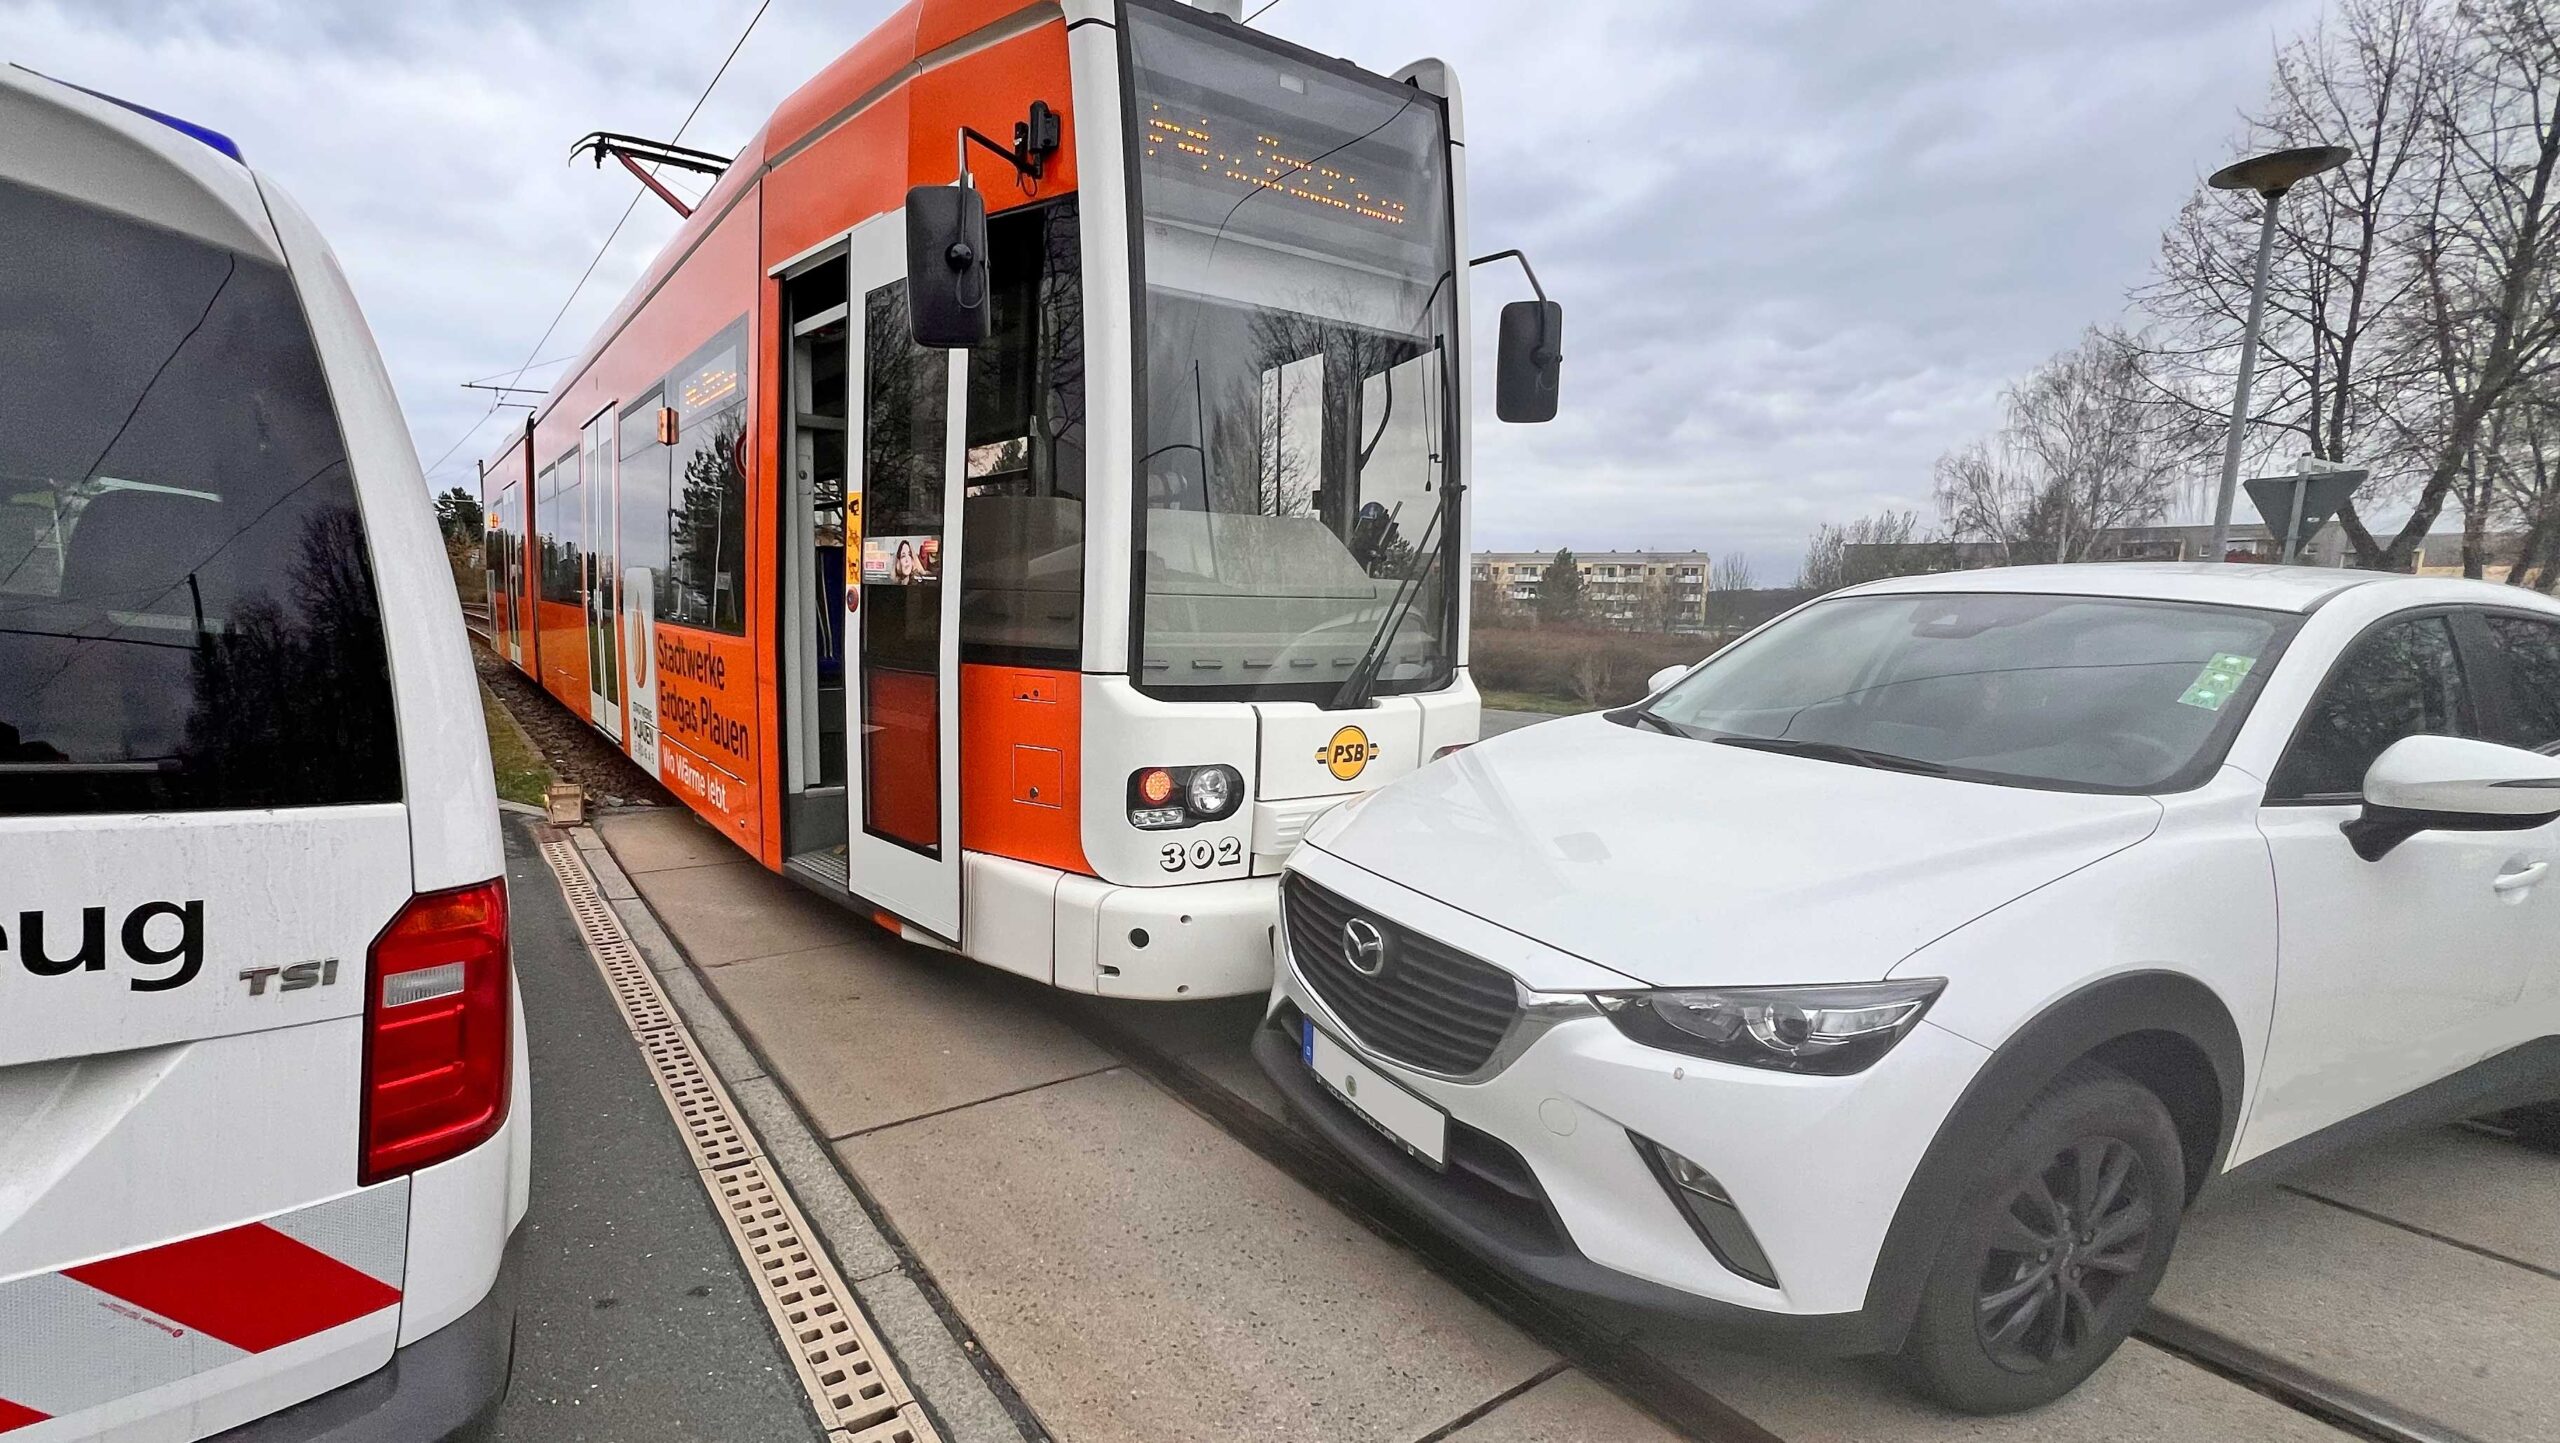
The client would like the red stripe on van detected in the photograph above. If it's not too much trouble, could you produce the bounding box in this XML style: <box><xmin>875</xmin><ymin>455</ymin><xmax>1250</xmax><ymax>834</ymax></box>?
<box><xmin>65</xmin><ymin>1222</ymin><xmax>402</xmax><ymax>1353</ymax></box>
<box><xmin>0</xmin><ymin>1398</ymin><xmax>48</xmax><ymax>1432</ymax></box>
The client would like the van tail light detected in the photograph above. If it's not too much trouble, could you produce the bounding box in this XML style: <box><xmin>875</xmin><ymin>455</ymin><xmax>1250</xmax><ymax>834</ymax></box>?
<box><xmin>361</xmin><ymin>879</ymin><xmax>511</xmax><ymax>1185</ymax></box>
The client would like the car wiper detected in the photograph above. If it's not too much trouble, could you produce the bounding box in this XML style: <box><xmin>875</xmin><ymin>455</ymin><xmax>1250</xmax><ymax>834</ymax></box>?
<box><xmin>1614</xmin><ymin>707</ymin><xmax>1687</xmax><ymax>738</ymax></box>
<box><xmin>1711</xmin><ymin>735</ymin><xmax>1950</xmax><ymax>776</ymax></box>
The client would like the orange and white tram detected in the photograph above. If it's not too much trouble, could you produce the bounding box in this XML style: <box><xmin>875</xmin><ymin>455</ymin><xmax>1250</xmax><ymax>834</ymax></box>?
<box><xmin>481</xmin><ymin>0</ymin><xmax>1559</xmax><ymax>998</ymax></box>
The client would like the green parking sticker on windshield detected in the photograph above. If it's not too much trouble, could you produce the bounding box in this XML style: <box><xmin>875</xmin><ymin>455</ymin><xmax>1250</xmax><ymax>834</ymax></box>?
<box><xmin>2179</xmin><ymin>653</ymin><xmax>2257</xmax><ymax>712</ymax></box>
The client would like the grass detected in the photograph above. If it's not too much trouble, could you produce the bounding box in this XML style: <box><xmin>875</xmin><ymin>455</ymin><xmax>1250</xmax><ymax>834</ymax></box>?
<box><xmin>481</xmin><ymin>684</ymin><xmax>554</xmax><ymax>808</ymax></box>
<box><xmin>1479</xmin><ymin>689</ymin><xmax>1591</xmax><ymax>716</ymax></box>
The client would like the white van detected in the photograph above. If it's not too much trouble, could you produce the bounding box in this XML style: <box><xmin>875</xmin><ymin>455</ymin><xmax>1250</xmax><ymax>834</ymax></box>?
<box><xmin>0</xmin><ymin>69</ymin><xmax>526</xmax><ymax>1439</ymax></box>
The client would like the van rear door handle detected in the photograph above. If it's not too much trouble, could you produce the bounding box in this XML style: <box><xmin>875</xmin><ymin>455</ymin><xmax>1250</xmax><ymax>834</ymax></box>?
<box><xmin>2494</xmin><ymin>861</ymin><xmax>2550</xmax><ymax>893</ymax></box>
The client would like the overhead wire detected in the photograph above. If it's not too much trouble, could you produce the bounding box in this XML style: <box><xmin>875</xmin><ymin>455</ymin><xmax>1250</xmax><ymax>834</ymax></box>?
<box><xmin>420</xmin><ymin>0</ymin><xmax>777</xmax><ymax>481</ymax></box>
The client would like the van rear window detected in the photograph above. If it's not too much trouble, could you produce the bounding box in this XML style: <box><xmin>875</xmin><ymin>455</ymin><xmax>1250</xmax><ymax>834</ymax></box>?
<box><xmin>0</xmin><ymin>178</ymin><xmax>400</xmax><ymax>817</ymax></box>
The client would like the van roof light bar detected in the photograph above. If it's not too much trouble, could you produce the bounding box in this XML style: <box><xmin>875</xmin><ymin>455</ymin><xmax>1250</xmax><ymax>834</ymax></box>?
<box><xmin>18</xmin><ymin>68</ymin><xmax>244</xmax><ymax>162</ymax></box>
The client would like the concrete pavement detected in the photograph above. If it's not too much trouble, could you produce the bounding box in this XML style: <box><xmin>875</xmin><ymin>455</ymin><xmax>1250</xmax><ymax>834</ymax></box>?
<box><xmin>582</xmin><ymin>803</ymin><xmax>2560</xmax><ymax>1443</ymax></box>
<box><xmin>1479</xmin><ymin>707</ymin><xmax>1557</xmax><ymax>737</ymax></box>
<box><xmin>595</xmin><ymin>807</ymin><xmax>1671</xmax><ymax>1443</ymax></box>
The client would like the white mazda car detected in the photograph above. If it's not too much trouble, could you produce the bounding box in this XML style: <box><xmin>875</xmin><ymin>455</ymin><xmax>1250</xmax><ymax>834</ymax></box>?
<box><xmin>1256</xmin><ymin>563</ymin><xmax>2560</xmax><ymax>1412</ymax></box>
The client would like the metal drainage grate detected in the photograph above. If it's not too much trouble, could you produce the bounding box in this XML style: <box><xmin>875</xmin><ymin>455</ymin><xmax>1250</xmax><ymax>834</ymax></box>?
<box><xmin>539</xmin><ymin>838</ymin><xmax>938</xmax><ymax>1443</ymax></box>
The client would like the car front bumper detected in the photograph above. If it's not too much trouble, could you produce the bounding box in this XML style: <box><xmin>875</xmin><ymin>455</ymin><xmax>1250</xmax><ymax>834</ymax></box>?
<box><xmin>1258</xmin><ymin>870</ymin><xmax>1991</xmax><ymax>1348</ymax></box>
<box><xmin>215</xmin><ymin>1234</ymin><xmax>519</xmax><ymax>1442</ymax></box>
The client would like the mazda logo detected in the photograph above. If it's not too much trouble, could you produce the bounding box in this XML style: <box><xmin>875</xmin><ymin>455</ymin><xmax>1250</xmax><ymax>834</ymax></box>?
<box><xmin>1341</xmin><ymin>917</ymin><xmax>1389</xmax><ymax>977</ymax></box>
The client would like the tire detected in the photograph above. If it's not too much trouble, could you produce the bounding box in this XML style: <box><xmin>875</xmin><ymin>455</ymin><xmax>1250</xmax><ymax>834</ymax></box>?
<box><xmin>1896</xmin><ymin>1060</ymin><xmax>2186</xmax><ymax>1414</ymax></box>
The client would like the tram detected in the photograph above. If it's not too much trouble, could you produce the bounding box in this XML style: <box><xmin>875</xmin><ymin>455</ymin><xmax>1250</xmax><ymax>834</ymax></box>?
<box><xmin>481</xmin><ymin>0</ymin><xmax>1561</xmax><ymax>999</ymax></box>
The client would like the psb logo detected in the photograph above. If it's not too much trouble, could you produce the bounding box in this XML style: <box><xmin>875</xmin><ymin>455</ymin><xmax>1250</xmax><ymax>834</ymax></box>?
<box><xmin>1316</xmin><ymin>725</ymin><xmax>1381</xmax><ymax>782</ymax></box>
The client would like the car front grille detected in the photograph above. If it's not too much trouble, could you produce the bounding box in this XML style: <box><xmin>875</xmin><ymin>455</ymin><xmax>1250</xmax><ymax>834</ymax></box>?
<box><xmin>1283</xmin><ymin>872</ymin><xmax>1522</xmax><ymax>1076</ymax></box>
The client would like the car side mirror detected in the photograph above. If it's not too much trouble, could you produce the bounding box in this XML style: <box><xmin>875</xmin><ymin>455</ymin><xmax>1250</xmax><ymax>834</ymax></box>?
<box><xmin>1646</xmin><ymin>664</ymin><xmax>1689</xmax><ymax>696</ymax></box>
<box><xmin>1495</xmin><ymin>300</ymin><xmax>1562</xmax><ymax>423</ymax></box>
<box><xmin>2344</xmin><ymin>735</ymin><xmax>2560</xmax><ymax>861</ymax></box>
<box><xmin>905</xmin><ymin>184</ymin><xmax>990</xmax><ymax>349</ymax></box>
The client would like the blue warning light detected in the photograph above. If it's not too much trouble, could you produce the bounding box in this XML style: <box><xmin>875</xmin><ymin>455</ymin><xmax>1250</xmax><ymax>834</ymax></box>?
<box><xmin>39</xmin><ymin>72</ymin><xmax>244</xmax><ymax>162</ymax></box>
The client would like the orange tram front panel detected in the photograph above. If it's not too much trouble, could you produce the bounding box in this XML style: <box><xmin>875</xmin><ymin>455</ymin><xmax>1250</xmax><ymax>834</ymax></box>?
<box><xmin>482</xmin><ymin>0</ymin><xmax>1086</xmax><ymax>877</ymax></box>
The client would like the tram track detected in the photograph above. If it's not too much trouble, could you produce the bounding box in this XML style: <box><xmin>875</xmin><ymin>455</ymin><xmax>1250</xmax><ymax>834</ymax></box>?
<box><xmin>1061</xmin><ymin>998</ymin><xmax>1788</xmax><ymax>1443</ymax></box>
<box><xmin>1062</xmin><ymin>997</ymin><xmax>2492</xmax><ymax>1443</ymax></box>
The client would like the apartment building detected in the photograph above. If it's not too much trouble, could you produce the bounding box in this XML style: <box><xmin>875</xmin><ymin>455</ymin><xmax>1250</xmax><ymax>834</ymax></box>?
<box><xmin>1472</xmin><ymin>549</ymin><xmax>1714</xmax><ymax>630</ymax></box>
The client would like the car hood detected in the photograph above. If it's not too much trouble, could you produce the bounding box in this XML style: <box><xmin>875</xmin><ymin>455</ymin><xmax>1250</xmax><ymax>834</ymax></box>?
<box><xmin>1302</xmin><ymin>713</ymin><xmax>2162</xmax><ymax>989</ymax></box>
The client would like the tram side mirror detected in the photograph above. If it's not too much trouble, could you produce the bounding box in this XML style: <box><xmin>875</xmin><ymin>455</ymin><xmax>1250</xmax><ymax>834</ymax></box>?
<box><xmin>2343</xmin><ymin>735</ymin><xmax>2560</xmax><ymax>860</ymax></box>
<box><xmin>905</xmin><ymin>184</ymin><xmax>991</xmax><ymax>349</ymax></box>
<box><xmin>1495</xmin><ymin>300</ymin><xmax>1563</xmax><ymax>423</ymax></box>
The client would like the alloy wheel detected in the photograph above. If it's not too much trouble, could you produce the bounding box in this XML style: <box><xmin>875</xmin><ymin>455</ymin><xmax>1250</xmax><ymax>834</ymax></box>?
<box><xmin>1973</xmin><ymin>1135</ymin><xmax>2154</xmax><ymax>1373</ymax></box>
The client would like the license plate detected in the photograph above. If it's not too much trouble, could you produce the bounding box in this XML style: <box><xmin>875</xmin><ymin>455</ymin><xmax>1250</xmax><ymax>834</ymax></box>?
<box><xmin>1304</xmin><ymin>1020</ymin><xmax>1447</xmax><ymax>1167</ymax></box>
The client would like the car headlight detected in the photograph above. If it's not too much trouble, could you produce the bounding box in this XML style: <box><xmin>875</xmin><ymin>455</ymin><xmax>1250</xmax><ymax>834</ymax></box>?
<box><xmin>1594</xmin><ymin>979</ymin><xmax>1944</xmax><ymax>1076</ymax></box>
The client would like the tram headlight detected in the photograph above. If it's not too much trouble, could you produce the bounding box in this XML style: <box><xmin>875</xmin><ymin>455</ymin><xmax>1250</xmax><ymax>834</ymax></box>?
<box><xmin>1126</xmin><ymin>764</ymin><xmax>1246</xmax><ymax>830</ymax></box>
<box><xmin>1186</xmin><ymin>766</ymin><xmax>1237</xmax><ymax>818</ymax></box>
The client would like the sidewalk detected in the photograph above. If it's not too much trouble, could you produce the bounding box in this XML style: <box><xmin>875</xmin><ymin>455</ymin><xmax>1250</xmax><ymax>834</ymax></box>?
<box><xmin>582</xmin><ymin>808</ymin><xmax>1676</xmax><ymax>1443</ymax></box>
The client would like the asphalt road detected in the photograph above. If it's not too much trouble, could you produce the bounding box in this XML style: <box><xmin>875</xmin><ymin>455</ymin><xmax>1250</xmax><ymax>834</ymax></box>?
<box><xmin>1480</xmin><ymin>707</ymin><xmax>1558</xmax><ymax>736</ymax></box>
<box><xmin>482</xmin><ymin>817</ymin><xmax>827</xmax><ymax>1443</ymax></box>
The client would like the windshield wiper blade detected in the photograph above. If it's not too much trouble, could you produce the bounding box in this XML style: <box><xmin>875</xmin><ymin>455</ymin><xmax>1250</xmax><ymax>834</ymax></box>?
<box><xmin>1331</xmin><ymin>484</ymin><xmax>1451</xmax><ymax>712</ymax></box>
<box><xmin>1614</xmin><ymin>707</ymin><xmax>1687</xmax><ymax>737</ymax></box>
<box><xmin>1711</xmin><ymin>736</ymin><xmax>1950</xmax><ymax>776</ymax></box>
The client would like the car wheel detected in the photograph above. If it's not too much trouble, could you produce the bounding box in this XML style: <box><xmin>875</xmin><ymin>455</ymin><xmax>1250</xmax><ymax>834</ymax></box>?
<box><xmin>1897</xmin><ymin>1060</ymin><xmax>2185</xmax><ymax>1414</ymax></box>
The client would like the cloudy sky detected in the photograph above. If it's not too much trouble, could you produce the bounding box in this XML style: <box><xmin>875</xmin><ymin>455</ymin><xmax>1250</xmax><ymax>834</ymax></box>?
<box><xmin>6</xmin><ymin>0</ymin><xmax>2326</xmax><ymax>578</ymax></box>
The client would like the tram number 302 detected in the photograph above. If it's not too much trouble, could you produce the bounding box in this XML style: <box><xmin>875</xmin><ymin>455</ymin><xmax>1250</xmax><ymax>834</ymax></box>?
<box><xmin>1160</xmin><ymin>836</ymin><xmax>1245</xmax><ymax>873</ymax></box>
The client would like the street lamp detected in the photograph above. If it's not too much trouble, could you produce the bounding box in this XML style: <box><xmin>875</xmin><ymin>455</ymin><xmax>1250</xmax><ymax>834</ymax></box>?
<box><xmin>2204</xmin><ymin>144</ymin><xmax>2353</xmax><ymax>563</ymax></box>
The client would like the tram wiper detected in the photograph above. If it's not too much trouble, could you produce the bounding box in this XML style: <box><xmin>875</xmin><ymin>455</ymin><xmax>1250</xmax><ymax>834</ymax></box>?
<box><xmin>1331</xmin><ymin>492</ymin><xmax>1449</xmax><ymax>712</ymax></box>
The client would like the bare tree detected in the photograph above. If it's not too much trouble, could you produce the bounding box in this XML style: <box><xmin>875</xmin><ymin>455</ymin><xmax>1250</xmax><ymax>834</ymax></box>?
<box><xmin>2130</xmin><ymin>0</ymin><xmax>2449</xmax><ymax>551</ymax></box>
<box><xmin>1634</xmin><ymin>571</ymin><xmax>1682</xmax><ymax>633</ymax></box>
<box><xmin>1711</xmin><ymin>552</ymin><xmax>1757</xmax><ymax>593</ymax></box>
<box><xmin>2130</xmin><ymin>0</ymin><xmax>2560</xmax><ymax>573</ymax></box>
<box><xmin>1933</xmin><ymin>330</ymin><xmax>2182</xmax><ymax>561</ymax></box>
<box><xmin>1569</xmin><ymin>649</ymin><xmax>1616</xmax><ymax>708</ymax></box>
<box><xmin>1798</xmin><ymin>510</ymin><xmax>1944</xmax><ymax>593</ymax></box>
<box><xmin>2379</xmin><ymin>0</ymin><xmax>2560</xmax><ymax>572</ymax></box>
<box><xmin>2489</xmin><ymin>378</ymin><xmax>2560</xmax><ymax>588</ymax></box>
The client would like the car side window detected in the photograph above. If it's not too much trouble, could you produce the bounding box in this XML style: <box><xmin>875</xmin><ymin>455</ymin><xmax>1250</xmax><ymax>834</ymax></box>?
<box><xmin>2268</xmin><ymin>614</ymin><xmax>2475</xmax><ymax>802</ymax></box>
<box><xmin>2485</xmin><ymin>614</ymin><xmax>2560</xmax><ymax>754</ymax></box>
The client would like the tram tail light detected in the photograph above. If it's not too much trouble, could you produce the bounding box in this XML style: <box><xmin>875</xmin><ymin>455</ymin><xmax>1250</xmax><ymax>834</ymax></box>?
<box><xmin>1127</xmin><ymin>764</ymin><xmax>1245</xmax><ymax>831</ymax></box>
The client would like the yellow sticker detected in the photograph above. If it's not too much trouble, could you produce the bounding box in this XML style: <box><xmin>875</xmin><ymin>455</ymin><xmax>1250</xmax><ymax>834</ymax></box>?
<box><xmin>1317</xmin><ymin>725</ymin><xmax>1380</xmax><ymax>781</ymax></box>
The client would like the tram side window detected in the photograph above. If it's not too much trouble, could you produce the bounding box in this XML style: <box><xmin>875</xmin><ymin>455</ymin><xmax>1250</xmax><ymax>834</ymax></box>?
<box><xmin>961</xmin><ymin>200</ymin><xmax>1085</xmax><ymax>667</ymax></box>
<box><xmin>540</xmin><ymin>453</ymin><xmax>583</xmax><ymax>603</ymax></box>
<box><xmin>664</xmin><ymin>321</ymin><xmax>748</xmax><ymax>634</ymax></box>
<box><xmin>618</xmin><ymin>392</ymin><xmax>673</xmax><ymax>611</ymax></box>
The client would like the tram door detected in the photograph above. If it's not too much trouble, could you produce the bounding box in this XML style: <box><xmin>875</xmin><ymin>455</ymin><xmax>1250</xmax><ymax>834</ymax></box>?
<box><xmin>781</xmin><ymin>251</ymin><xmax>851</xmax><ymax>867</ymax></box>
<box><xmin>843</xmin><ymin>213</ymin><xmax>965</xmax><ymax>940</ymax></box>
<box><xmin>581</xmin><ymin>409</ymin><xmax>621</xmax><ymax>740</ymax></box>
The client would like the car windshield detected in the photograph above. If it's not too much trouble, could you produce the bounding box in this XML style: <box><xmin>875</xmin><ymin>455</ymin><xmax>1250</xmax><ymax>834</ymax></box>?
<box><xmin>1124</xmin><ymin>1</ymin><xmax>1458</xmax><ymax>699</ymax></box>
<box><xmin>1645</xmin><ymin>592</ymin><xmax>2301</xmax><ymax>793</ymax></box>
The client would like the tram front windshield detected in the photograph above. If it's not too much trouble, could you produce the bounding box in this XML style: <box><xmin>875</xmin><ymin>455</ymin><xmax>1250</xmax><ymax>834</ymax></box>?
<box><xmin>1124</xmin><ymin>2</ymin><xmax>1459</xmax><ymax>700</ymax></box>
